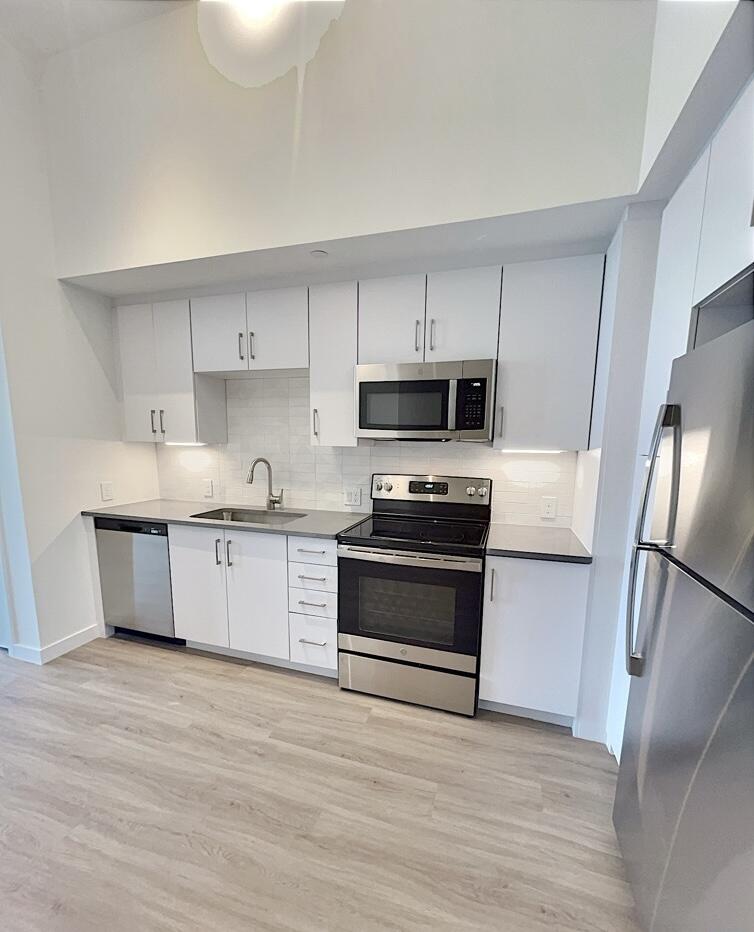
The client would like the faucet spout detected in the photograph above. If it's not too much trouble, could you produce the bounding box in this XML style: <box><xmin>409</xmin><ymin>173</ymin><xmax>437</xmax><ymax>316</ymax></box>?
<box><xmin>245</xmin><ymin>457</ymin><xmax>284</xmax><ymax>510</ymax></box>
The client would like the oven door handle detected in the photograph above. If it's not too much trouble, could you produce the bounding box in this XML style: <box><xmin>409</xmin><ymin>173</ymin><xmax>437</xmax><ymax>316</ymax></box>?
<box><xmin>337</xmin><ymin>545</ymin><xmax>482</xmax><ymax>574</ymax></box>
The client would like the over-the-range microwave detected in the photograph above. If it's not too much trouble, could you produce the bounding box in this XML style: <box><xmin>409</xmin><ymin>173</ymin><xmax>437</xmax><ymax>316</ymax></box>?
<box><xmin>355</xmin><ymin>359</ymin><xmax>496</xmax><ymax>441</ymax></box>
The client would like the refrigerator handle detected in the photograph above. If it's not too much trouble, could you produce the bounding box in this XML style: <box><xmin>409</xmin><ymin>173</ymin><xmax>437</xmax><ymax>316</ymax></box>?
<box><xmin>626</xmin><ymin>544</ymin><xmax>645</xmax><ymax>676</ymax></box>
<box><xmin>635</xmin><ymin>403</ymin><xmax>682</xmax><ymax>548</ymax></box>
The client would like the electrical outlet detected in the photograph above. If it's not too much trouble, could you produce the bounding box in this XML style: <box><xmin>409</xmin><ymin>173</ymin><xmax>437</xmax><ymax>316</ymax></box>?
<box><xmin>343</xmin><ymin>487</ymin><xmax>362</xmax><ymax>507</ymax></box>
<box><xmin>203</xmin><ymin>478</ymin><xmax>214</xmax><ymax>498</ymax></box>
<box><xmin>540</xmin><ymin>495</ymin><xmax>557</xmax><ymax>519</ymax></box>
<box><xmin>99</xmin><ymin>481</ymin><xmax>114</xmax><ymax>502</ymax></box>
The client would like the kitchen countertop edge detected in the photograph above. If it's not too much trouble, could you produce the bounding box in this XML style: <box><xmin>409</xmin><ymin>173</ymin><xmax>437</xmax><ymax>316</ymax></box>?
<box><xmin>485</xmin><ymin>525</ymin><xmax>592</xmax><ymax>564</ymax></box>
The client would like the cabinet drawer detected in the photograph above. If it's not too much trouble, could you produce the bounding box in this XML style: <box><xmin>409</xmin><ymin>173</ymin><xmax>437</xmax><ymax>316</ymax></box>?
<box><xmin>288</xmin><ymin>562</ymin><xmax>338</xmax><ymax>593</ymax></box>
<box><xmin>289</xmin><ymin>613</ymin><xmax>337</xmax><ymax>670</ymax></box>
<box><xmin>288</xmin><ymin>587</ymin><xmax>337</xmax><ymax>619</ymax></box>
<box><xmin>287</xmin><ymin>536</ymin><xmax>337</xmax><ymax>566</ymax></box>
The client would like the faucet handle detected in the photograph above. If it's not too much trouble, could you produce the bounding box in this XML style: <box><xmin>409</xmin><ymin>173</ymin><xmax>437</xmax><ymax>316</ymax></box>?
<box><xmin>269</xmin><ymin>489</ymin><xmax>284</xmax><ymax>510</ymax></box>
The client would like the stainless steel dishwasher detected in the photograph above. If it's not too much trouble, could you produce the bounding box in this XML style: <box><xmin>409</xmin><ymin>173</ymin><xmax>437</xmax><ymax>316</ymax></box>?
<box><xmin>94</xmin><ymin>517</ymin><xmax>175</xmax><ymax>637</ymax></box>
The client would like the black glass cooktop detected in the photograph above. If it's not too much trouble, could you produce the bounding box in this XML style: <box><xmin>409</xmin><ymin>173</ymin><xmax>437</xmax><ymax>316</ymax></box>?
<box><xmin>338</xmin><ymin>514</ymin><xmax>489</xmax><ymax>556</ymax></box>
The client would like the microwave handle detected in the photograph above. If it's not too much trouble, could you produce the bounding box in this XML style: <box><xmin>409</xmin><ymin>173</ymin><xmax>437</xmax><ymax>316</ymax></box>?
<box><xmin>447</xmin><ymin>380</ymin><xmax>457</xmax><ymax>431</ymax></box>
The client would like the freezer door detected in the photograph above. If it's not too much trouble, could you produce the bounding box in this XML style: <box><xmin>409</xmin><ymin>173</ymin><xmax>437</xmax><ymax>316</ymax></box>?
<box><xmin>614</xmin><ymin>551</ymin><xmax>754</xmax><ymax>931</ymax></box>
<box><xmin>650</xmin><ymin>318</ymin><xmax>754</xmax><ymax>613</ymax></box>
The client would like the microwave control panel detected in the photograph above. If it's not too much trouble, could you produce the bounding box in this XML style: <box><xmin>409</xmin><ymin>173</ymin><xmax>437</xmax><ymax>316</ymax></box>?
<box><xmin>455</xmin><ymin>378</ymin><xmax>487</xmax><ymax>430</ymax></box>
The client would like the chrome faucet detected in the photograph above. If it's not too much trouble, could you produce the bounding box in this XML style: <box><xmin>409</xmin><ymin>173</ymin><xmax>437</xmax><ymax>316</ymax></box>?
<box><xmin>245</xmin><ymin>457</ymin><xmax>284</xmax><ymax>510</ymax></box>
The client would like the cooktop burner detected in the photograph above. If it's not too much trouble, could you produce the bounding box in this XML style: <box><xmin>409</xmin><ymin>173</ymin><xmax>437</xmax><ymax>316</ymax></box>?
<box><xmin>338</xmin><ymin>474</ymin><xmax>492</xmax><ymax>557</ymax></box>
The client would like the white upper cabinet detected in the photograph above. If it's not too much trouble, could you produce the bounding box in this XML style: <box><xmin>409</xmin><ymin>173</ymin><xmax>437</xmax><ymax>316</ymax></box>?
<box><xmin>190</xmin><ymin>293</ymin><xmax>248</xmax><ymax>373</ymax></box>
<box><xmin>246</xmin><ymin>287</ymin><xmax>309</xmax><ymax>370</ymax></box>
<box><xmin>170</xmin><ymin>524</ymin><xmax>230</xmax><ymax>648</ymax></box>
<box><xmin>117</xmin><ymin>303</ymin><xmax>160</xmax><ymax>442</ymax></box>
<box><xmin>118</xmin><ymin>299</ymin><xmax>227</xmax><ymax>444</ymax></box>
<box><xmin>309</xmin><ymin>281</ymin><xmax>358</xmax><ymax>447</ymax></box>
<box><xmin>152</xmin><ymin>300</ymin><xmax>200</xmax><ymax>444</ymax></box>
<box><xmin>226</xmin><ymin>530</ymin><xmax>289</xmax><ymax>659</ymax></box>
<box><xmin>694</xmin><ymin>78</ymin><xmax>754</xmax><ymax>304</ymax></box>
<box><xmin>358</xmin><ymin>274</ymin><xmax>427</xmax><ymax>364</ymax></box>
<box><xmin>425</xmin><ymin>266</ymin><xmax>501</xmax><ymax>361</ymax></box>
<box><xmin>493</xmin><ymin>254</ymin><xmax>604</xmax><ymax>451</ymax></box>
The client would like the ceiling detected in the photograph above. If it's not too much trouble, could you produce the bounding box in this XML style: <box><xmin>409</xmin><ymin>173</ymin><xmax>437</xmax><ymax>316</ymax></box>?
<box><xmin>0</xmin><ymin>0</ymin><xmax>191</xmax><ymax>62</ymax></box>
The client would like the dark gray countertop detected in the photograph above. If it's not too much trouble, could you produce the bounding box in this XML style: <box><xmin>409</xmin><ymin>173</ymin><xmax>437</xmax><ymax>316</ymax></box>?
<box><xmin>82</xmin><ymin>499</ymin><xmax>367</xmax><ymax>540</ymax></box>
<box><xmin>485</xmin><ymin>524</ymin><xmax>592</xmax><ymax>564</ymax></box>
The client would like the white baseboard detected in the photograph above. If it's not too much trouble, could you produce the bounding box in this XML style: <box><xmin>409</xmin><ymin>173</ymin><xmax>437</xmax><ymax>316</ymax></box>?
<box><xmin>185</xmin><ymin>641</ymin><xmax>338</xmax><ymax>679</ymax></box>
<box><xmin>9</xmin><ymin>625</ymin><xmax>99</xmax><ymax>665</ymax></box>
<box><xmin>478</xmin><ymin>699</ymin><xmax>574</xmax><ymax>729</ymax></box>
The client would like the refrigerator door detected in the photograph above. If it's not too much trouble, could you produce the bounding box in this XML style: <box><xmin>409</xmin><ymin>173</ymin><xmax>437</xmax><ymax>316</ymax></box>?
<box><xmin>650</xmin><ymin>318</ymin><xmax>754</xmax><ymax>613</ymax></box>
<box><xmin>614</xmin><ymin>551</ymin><xmax>754</xmax><ymax>930</ymax></box>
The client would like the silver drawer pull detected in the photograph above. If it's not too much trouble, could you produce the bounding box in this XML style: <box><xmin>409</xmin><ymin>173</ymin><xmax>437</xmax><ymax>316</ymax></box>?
<box><xmin>297</xmin><ymin>548</ymin><xmax>326</xmax><ymax>555</ymax></box>
<box><xmin>298</xmin><ymin>638</ymin><xmax>327</xmax><ymax>647</ymax></box>
<box><xmin>298</xmin><ymin>600</ymin><xmax>327</xmax><ymax>608</ymax></box>
<box><xmin>297</xmin><ymin>574</ymin><xmax>326</xmax><ymax>582</ymax></box>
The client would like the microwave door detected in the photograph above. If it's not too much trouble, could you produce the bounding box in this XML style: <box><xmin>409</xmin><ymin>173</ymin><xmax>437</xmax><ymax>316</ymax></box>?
<box><xmin>357</xmin><ymin>377</ymin><xmax>453</xmax><ymax>439</ymax></box>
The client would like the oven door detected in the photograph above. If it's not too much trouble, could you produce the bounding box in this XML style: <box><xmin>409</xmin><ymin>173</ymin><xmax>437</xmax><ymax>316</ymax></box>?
<box><xmin>355</xmin><ymin>361</ymin><xmax>461</xmax><ymax>440</ymax></box>
<box><xmin>337</xmin><ymin>546</ymin><xmax>483</xmax><ymax>671</ymax></box>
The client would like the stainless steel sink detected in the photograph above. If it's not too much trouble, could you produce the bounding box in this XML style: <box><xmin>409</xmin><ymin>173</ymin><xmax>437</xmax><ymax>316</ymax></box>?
<box><xmin>191</xmin><ymin>508</ymin><xmax>306</xmax><ymax>525</ymax></box>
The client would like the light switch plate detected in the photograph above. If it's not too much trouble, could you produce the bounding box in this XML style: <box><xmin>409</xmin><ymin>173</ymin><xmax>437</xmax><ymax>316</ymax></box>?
<box><xmin>203</xmin><ymin>478</ymin><xmax>214</xmax><ymax>498</ymax></box>
<box><xmin>540</xmin><ymin>495</ymin><xmax>557</xmax><ymax>519</ymax></box>
<box><xmin>100</xmin><ymin>481</ymin><xmax>114</xmax><ymax>502</ymax></box>
<box><xmin>343</xmin><ymin>487</ymin><xmax>362</xmax><ymax>507</ymax></box>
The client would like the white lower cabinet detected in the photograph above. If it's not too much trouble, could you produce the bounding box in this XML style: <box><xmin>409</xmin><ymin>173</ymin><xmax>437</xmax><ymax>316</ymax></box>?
<box><xmin>289</xmin><ymin>613</ymin><xmax>337</xmax><ymax>669</ymax></box>
<box><xmin>480</xmin><ymin>556</ymin><xmax>590</xmax><ymax>718</ymax></box>
<box><xmin>287</xmin><ymin>537</ymin><xmax>338</xmax><ymax>672</ymax></box>
<box><xmin>169</xmin><ymin>525</ymin><xmax>288</xmax><ymax>659</ymax></box>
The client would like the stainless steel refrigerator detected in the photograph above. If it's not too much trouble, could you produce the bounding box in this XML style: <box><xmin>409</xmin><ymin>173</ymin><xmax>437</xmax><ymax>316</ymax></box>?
<box><xmin>614</xmin><ymin>314</ymin><xmax>754</xmax><ymax>931</ymax></box>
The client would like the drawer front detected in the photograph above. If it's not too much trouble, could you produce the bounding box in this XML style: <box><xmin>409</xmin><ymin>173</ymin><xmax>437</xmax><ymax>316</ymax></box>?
<box><xmin>288</xmin><ymin>561</ymin><xmax>338</xmax><ymax>593</ymax></box>
<box><xmin>287</xmin><ymin>536</ymin><xmax>337</xmax><ymax>566</ymax></box>
<box><xmin>288</xmin><ymin>587</ymin><xmax>337</xmax><ymax>619</ymax></box>
<box><xmin>289</xmin><ymin>613</ymin><xmax>337</xmax><ymax>670</ymax></box>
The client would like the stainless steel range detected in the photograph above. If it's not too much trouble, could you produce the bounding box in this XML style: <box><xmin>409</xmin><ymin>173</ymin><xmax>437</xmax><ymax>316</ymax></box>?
<box><xmin>336</xmin><ymin>474</ymin><xmax>492</xmax><ymax>716</ymax></box>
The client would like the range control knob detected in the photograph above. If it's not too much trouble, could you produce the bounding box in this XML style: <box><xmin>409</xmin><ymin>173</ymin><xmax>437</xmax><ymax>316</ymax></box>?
<box><xmin>383</xmin><ymin>481</ymin><xmax>393</xmax><ymax>492</ymax></box>
<box><xmin>375</xmin><ymin>480</ymin><xmax>383</xmax><ymax>491</ymax></box>
<box><xmin>477</xmin><ymin>487</ymin><xmax>488</xmax><ymax>498</ymax></box>
<box><xmin>466</xmin><ymin>486</ymin><xmax>477</xmax><ymax>496</ymax></box>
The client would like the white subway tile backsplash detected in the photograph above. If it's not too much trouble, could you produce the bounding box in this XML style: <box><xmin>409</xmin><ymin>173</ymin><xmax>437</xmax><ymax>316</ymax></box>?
<box><xmin>156</xmin><ymin>375</ymin><xmax>577</xmax><ymax>524</ymax></box>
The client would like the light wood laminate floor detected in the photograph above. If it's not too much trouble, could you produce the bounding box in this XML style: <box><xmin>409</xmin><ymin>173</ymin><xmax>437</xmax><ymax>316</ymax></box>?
<box><xmin>0</xmin><ymin>638</ymin><xmax>638</xmax><ymax>931</ymax></box>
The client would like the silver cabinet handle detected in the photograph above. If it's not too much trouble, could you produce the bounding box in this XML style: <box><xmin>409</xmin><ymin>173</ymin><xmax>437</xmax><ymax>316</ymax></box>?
<box><xmin>159</xmin><ymin>409</ymin><xmax>165</xmax><ymax>435</ymax></box>
<box><xmin>414</xmin><ymin>319</ymin><xmax>421</xmax><ymax>353</ymax></box>
<box><xmin>497</xmin><ymin>405</ymin><xmax>504</xmax><ymax>439</ymax></box>
<box><xmin>238</xmin><ymin>332</ymin><xmax>245</xmax><ymax>361</ymax></box>
<box><xmin>297</xmin><ymin>548</ymin><xmax>326</xmax><ymax>555</ymax></box>
<box><xmin>226</xmin><ymin>539</ymin><xmax>232</xmax><ymax>567</ymax></box>
<box><xmin>298</xmin><ymin>600</ymin><xmax>327</xmax><ymax>608</ymax></box>
<box><xmin>298</xmin><ymin>574</ymin><xmax>326</xmax><ymax>582</ymax></box>
<box><xmin>312</xmin><ymin>408</ymin><xmax>319</xmax><ymax>437</ymax></box>
<box><xmin>150</xmin><ymin>409</ymin><xmax>157</xmax><ymax>434</ymax></box>
<box><xmin>489</xmin><ymin>567</ymin><xmax>496</xmax><ymax>602</ymax></box>
<box><xmin>298</xmin><ymin>638</ymin><xmax>327</xmax><ymax>647</ymax></box>
<box><xmin>248</xmin><ymin>332</ymin><xmax>255</xmax><ymax>360</ymax></box>
<box><xmin>429</xmin><ymin>318</ymin><xmax>436</xmax><ymax>352</ymax></box>
<box><xmin>214</xmin><ymin>538</ymin><xmax>222</xmax><ymax>565</ymax></box>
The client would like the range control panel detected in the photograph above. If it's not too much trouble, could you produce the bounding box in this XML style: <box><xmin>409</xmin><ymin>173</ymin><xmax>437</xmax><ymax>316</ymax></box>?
<box><xmin>372</xmin><ymin>474</ymin><xmax>492</xmax><ymax>504</ymax></box>
<box><xmin>455</xmin><ymin>378</ymin><xmax>488</xmax><ymax>431</ymax></box>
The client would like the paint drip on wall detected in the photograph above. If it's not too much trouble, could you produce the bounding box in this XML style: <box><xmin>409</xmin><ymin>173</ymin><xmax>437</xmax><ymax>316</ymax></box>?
<box><xmin>197</xmin><ymin>0</ymin><xmax>345</xmax><ymax>90</ymax></box>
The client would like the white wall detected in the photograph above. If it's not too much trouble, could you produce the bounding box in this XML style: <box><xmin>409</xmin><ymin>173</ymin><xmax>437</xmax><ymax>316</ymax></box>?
<box><xmin>40</xmin><ymin>0</ymin><xmax>656</xmax><ymax>277</ymax></box>
<box><xmin>574</xmin><ymin>203</ymin><xmax>663</xmax><ymax>743</ymax></box>
<box><xmin>0</xmin><ymin>33</ymin><xmax>159</xmax><ymax>661</ymax></box>
<box><xmin>639</xmin><ymin>0</ymin><xmax>738</xmax><ymax>182</ymax></box>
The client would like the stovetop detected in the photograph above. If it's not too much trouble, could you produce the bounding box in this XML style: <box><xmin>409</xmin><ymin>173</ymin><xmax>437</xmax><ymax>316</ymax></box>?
<box><xmin>338</xmin><ymin>513</ymin><xmax>490</xmax><ymax>557</ymax></box>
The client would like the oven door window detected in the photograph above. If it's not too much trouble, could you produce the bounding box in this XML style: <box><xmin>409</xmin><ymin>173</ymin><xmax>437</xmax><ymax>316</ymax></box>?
<box><xmin>358</xmin><ymin>380</ymin><xmax>449</xmax><ymax>431</ymax></box>
<box><xmin>338</xmin><ymin>557</ymin><xmax>482</xmax><ymax>655</ymax></box>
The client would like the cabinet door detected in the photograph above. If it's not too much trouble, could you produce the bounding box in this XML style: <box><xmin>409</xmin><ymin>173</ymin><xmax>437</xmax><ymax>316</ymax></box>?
<box><xmin>117</xmin><ymin>303</ymin><xmax>160</xmax><ymax>442</ymax></box>
<box><xmin>226</xmin><ymin>531</ymin><xmax>289</xmax><ymax>659</ymax></box>
<box><xmin>190</xmin><ymin>293</ymin><xmax>248</xmax><ymax>373</ymax></box>
<box><xmin>153</xmin><ymin>299</ymin><xmax>197</xmax><ymax>443</ymax></box>
<box><xmin>479</xmin><ymin>556</ymin><xmax>590</xmax><ymax>717</ymax></box>
<box><xmin>169</xmin><ymin>525</ymin><xmax>229</xmax><ymax>647</ymax></box>
<box><xmin>694</xmin><ymin>78</ymin><xmax>754</xmax><ymax>304</ymax></box>
<box><xmin>246</xmin><ymin>287</ymin><xmax>309</xmax><ymax>370</ymax></box>
<box><xmin>309</xmin><ymin>281</ymin><xmax>358</xmax><ymax>447</ymax></box>
<box><xmin>425</xmin><ymin>266</ymin><xmax>501</xmax><ymax>362</ymax></box>
<box><xmin>494</xmin><ymin>254</ymin><xmax>603</xmax><ymax>451</ymax></box>
<box><xmin>358</xmin><ymin>274</ymin><xmax>426</xmax><ymax>364</ymax></box>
